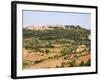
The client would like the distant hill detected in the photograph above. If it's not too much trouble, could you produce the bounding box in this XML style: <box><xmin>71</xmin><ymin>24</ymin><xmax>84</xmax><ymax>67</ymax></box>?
<box><xmin>24</xmin><ymin>24</ymin><xmax>89</xmax><ymax>31</ymax></box>
<box><xmin>24</xmin><ymin>24</ymin><xmax>84</xmax><ymax>30</ymax></box>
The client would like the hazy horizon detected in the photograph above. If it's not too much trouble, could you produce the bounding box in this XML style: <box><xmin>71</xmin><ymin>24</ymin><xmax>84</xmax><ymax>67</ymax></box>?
<box><xmin>23</xmin><ymin>10</ymin><xmax>91</xmax><ymax>29</ymax></box>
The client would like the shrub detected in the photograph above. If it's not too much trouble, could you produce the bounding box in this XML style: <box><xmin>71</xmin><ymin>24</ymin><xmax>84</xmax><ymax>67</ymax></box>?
<box><xmin>79</xmin><ymin>61</ymin><xmax>84</xmax><ymax>66</ymax></box>
<box><xmin>48</xmin><ymin>56</ymin><xmax>52</xmax><ymax>59</ymax></box>
<box><xmin>64</xmin><ymin>57</ymin><xmax>67</xmax><ymax>60</ymax></box>
<box><xmin>23</xmin><ymin>62</ymin><xmax>28</xmax><ymax>66</ymax></box>
<box><xmin>79</xmin><ymin>59</ymin><xmax>91</xmax><ymax>66</ymax></box>
<box><xmin>34</xmin><ymin>60</ymin><xmax>41</xmax><ymax>64</ymax></box>
<box><xmin>68</xmin><ymin>60</ymin><xmax>76</xmax><ymax>67</ymax></box>
<box><xmin>56</xmin><ymin>65</ymin><xmax>59</xmax><ymax>68</ymax></box>
<box><xmin>23</xmin><ymin>60</ymin><xmax>30</xmax><ymax>68</ymax></box>
<box><xmin>45</xmin><ymin>49</ymin><xmax>50</xmax><ymax>54</ymax></box>
<box><xmin>85</xmin><ymin>59</ymin><xmax>91</xmax><ymax>66</ymax></box>
<box><xmin>69</xmin><ymin>62</ymin><xmax>74</xmax><ymax>67</ymax></box>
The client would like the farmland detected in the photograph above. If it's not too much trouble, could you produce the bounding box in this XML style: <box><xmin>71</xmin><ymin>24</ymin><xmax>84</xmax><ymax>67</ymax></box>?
<box><xmin>22</xmin><ymin>25</ymin><xmax>91</xmax><ymax>69</ymax></box>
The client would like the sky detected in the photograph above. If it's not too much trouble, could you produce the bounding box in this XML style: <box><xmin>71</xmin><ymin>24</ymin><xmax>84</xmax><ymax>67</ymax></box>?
<box><xmin>23</xmin><ymin>10</ymin><xmax>91</xmax><ymax>29</ymax></box>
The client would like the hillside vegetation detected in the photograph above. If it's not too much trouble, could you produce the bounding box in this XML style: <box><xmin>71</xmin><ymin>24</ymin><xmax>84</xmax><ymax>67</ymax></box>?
<box><xmin>23</xmin><ymin>25</ymin><xmax>91</xmax><ymax>69</ymax></box>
